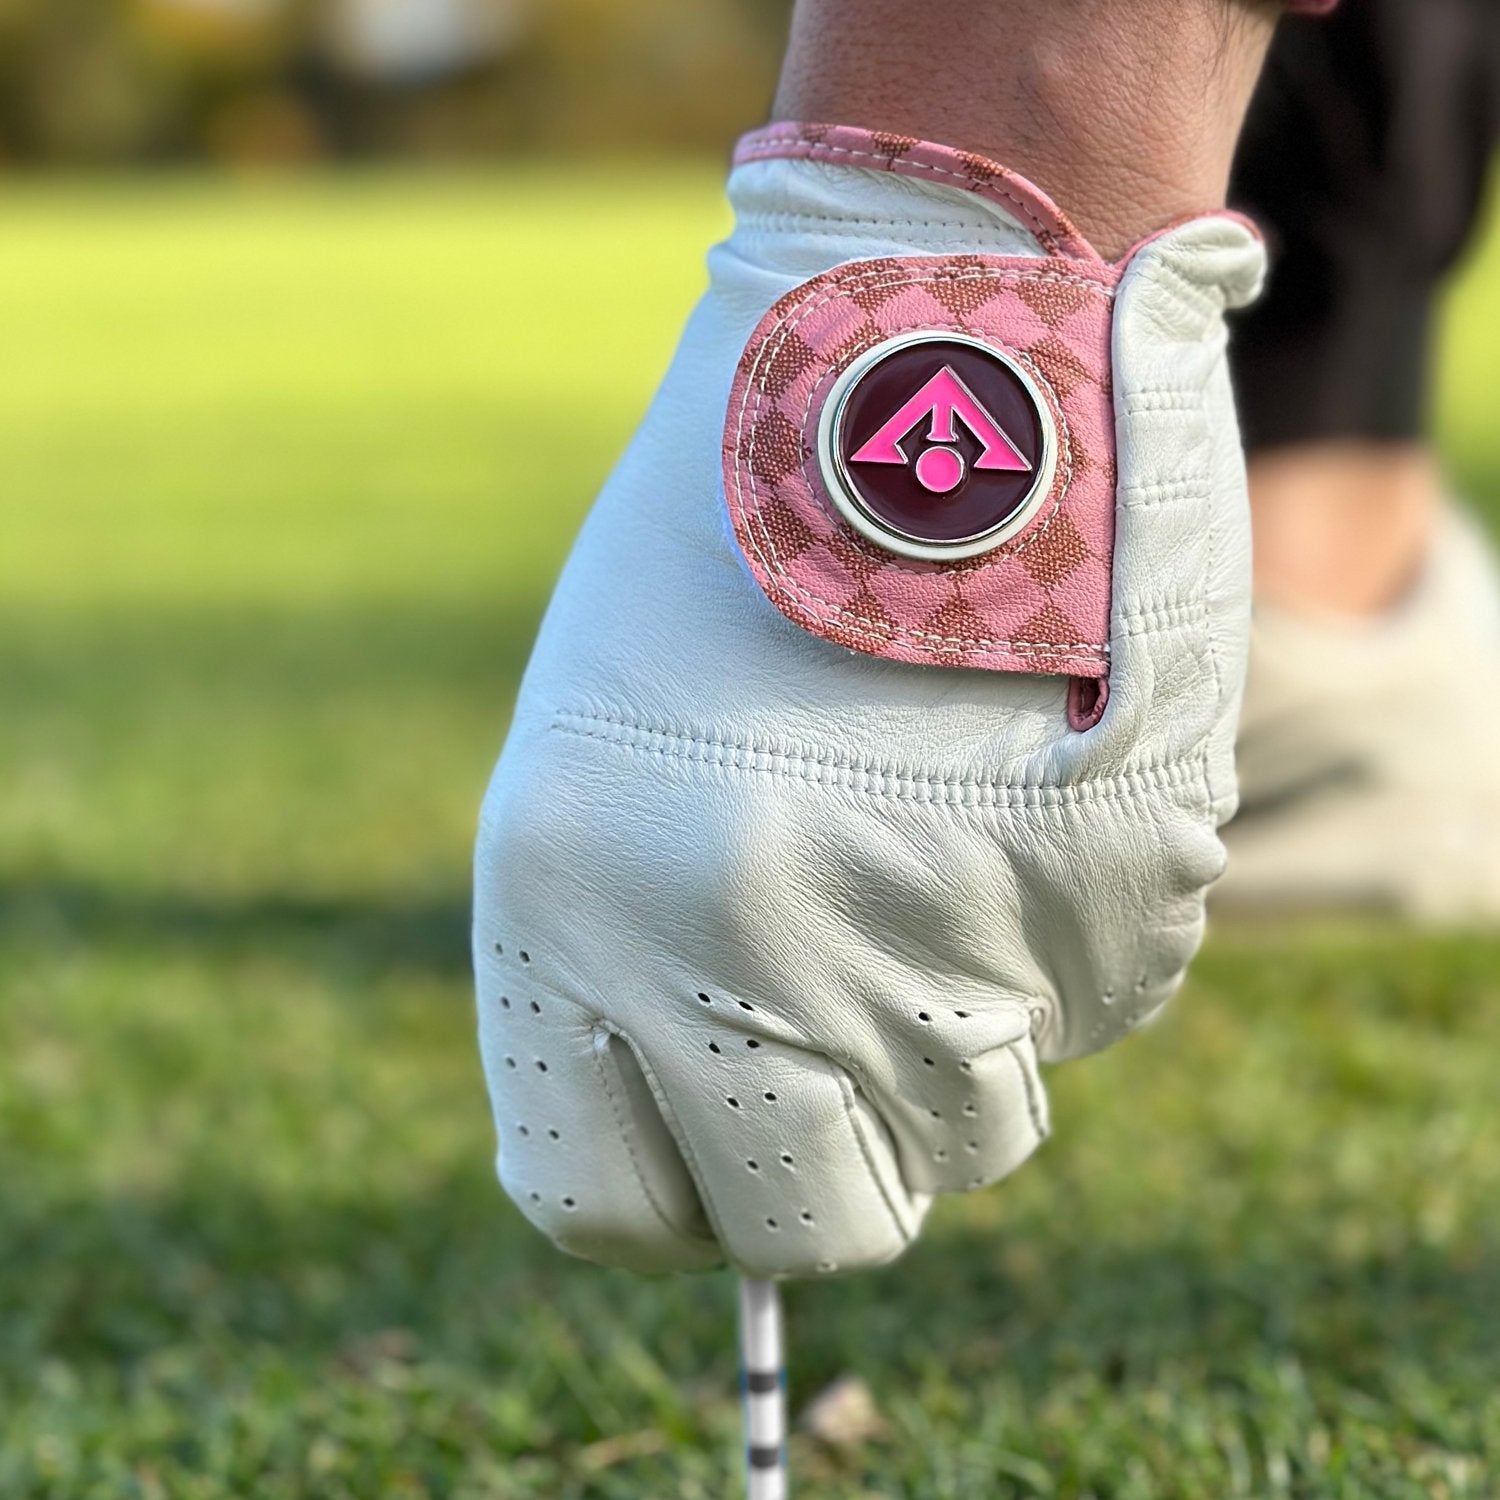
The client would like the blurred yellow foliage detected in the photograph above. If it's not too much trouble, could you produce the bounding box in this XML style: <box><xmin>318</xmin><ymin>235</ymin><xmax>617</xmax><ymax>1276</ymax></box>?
<box><xmin>0</xmin><ymin>0</ymin><xmax>790</xmax><ymax>165</ymax></box>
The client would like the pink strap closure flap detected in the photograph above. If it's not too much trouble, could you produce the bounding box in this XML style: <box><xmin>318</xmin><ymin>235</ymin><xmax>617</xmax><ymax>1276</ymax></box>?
<box><xmin>723</xmin><ymin>128</ymin><xmax>1123</xmax><ymax>683</ymax></box>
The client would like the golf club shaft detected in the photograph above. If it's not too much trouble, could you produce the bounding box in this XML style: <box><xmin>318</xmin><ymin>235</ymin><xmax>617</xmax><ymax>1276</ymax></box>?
<box><xmin>739</xmin><ymin>1277</ymin><xmax>788</xmax><ymax>1500</ymax></box>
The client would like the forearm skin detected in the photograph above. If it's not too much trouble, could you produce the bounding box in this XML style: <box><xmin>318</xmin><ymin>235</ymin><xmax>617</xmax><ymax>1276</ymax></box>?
<box><xmin>774</xmin><ymin>0</ymin><xmax>1281</xmax><ymax>257</ymax></box>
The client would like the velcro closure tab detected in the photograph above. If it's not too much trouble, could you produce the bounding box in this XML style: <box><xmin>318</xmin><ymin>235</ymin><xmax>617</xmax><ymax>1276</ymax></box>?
<box><xmin>722</xmin><ymin>255</ymin><xmax>1119</xmax><ymax>677</ymax></box>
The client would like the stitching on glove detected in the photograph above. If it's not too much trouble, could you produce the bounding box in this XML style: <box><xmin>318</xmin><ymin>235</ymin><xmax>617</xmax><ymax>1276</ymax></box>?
<box><xmin>1134</xmin><ymin>257</ymin><xmax>1226</xmax><ymax>324</ymax></box>
<box><xmin>1119</xmin><ymin>371</ymin><xmax>1219</xmax><ymax>776</ymax></box>
<box><xmin>1199</xmin><ymin>462</ymin><xmax>1225</xmax><ymax>797</ymax></box>
<box><xmin>1113</xmin><ymin>351</ymin><xmax>1219</xmax><ymax>750</ymax></box>
<box><xmin>735</xmin><ymin>137</ymin><xmax>1071</xmax><ymax>256</ymax></box>
<box><xmin>835</xmin><ymin>1070</ymin><xmax>921</xmax><ymax>1243</ymax></box>
<box><xmin>1118</xmin><ymin>476</ymin><xmax>1207</xmax><ymax>508</ymax></box>
<box><xmin>599</xmin><ymin>1023</ymin><xmax>739</xmax><ymax>1256</ymax></box>
<box><xmin>1121</xmin><ymin>390</ymin><xmax>1204</xmax><ymax>414</ymax></box>
<box><xmin>1118</xmin><ymin>599</ymin><xmax>1208</xmax><ymax>636</ymax></box>
<box><xmin>590</xmin><ymin>1023</ymin><xmax>717</xmax><ymax>1251</ymax></box>
<box><xmin>1005</xmin><ymin>1039</ymin><xmax>1048</xmax><ymax>1142</ymax></box>
<box><xmin>552</xmin><ymin>710</ymin><xmax>1207</xmax><ymax>807</ymax></box>
<box><xmin>737</xmin><ymin>213</ymin><xmax>1009</xmax><ymax>234</ymax></box>
<box><xmin>768</xmin><ymin>621</ymin><xmax>1106</xmax><ymax>655</ymax></box>
<box><xmin>1120</xmin><ymin>590</ymin><xmax>1204</xmax><ymax>618</ymax></box>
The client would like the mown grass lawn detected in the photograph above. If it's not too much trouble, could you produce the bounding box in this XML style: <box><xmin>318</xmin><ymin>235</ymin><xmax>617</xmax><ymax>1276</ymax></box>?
<box><xmin>1</xmin><ymin>167</ymin><xmax>1498</xmax><ymax>1500</ymax></box>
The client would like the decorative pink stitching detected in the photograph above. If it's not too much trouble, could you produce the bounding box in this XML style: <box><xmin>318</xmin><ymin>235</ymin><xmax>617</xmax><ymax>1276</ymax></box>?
<box><xmin>599</xmin><ymin>1024</ymin><xmax>735</xmax><ymax>1254</ymax></box>
<box><xmin>729</xmin><ymin>260</ymin><xmax>1113</xmax><ymax>663</ymax></box>
<box><xmin>1118</xmin><ymin>476</ymin><xmax>1205</xmax><ymax>508</ymax></box>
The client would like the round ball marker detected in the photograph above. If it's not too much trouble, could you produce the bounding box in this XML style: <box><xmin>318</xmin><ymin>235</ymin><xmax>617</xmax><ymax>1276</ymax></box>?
<box><xmin>816</xmin><ymin>332</ymin><xmax>1058</xmax><ymax>561</ymax></box>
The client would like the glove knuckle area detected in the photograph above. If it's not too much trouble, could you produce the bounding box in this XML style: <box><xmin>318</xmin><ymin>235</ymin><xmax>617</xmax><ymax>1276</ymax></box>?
<box><xmin>635</xmin><ymin>1016</ymin><xmax>928</xmax><ymax>1279</ymax></box>
<box><xmin>474</xmin><ymin>693</ymin><xmax>1214</xmax><ymax>1267</ymax></box>
<box><xmin>477</xmin><ymin>946</ymin><xmax>721</xmax><ymax>1274</ymax></box>
<box><xmin>857</xmin><ymin>998</ymin><xmax>1050</xmax><ymax>1196</ymax></box>
<box><xmin>476</xmin><ymin>877</ymin><xmax>929</xmax><ymax>1277</ymax></box>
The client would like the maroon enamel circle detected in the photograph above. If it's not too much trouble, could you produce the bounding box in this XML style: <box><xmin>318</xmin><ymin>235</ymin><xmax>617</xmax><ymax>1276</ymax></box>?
<box><xmin>831</xmin><ymin>337</ymin><xmax>1048</xmax><ymax>549</ymax></box>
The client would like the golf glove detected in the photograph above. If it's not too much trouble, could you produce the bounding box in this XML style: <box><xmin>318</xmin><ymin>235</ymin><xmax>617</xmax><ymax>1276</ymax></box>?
<box><xmin>474</xmin><ymin>125</ymin><xmax>1265</xmax><ymax>1278</ymax></box>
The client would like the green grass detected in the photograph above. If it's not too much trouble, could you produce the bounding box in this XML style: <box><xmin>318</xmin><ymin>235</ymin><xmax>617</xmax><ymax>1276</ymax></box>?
<box><xmin>1</xmin><ymin>166</ymin><xmax>1499</xmax><ymax>1499</ymax></box>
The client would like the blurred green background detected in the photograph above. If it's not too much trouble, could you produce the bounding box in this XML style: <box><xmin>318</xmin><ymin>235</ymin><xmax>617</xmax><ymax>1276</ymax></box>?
<box><xmin>2</xmin><ymin>4</ymin><xmax>1499</xmax><ymax>1497</ymax></box>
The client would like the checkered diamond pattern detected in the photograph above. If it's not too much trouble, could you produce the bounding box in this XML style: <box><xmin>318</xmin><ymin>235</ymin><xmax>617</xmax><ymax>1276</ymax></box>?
<box><xmin>723</xmin><ymin>254</ymin><xmax>1120</xmax><ymax>678</ymax></box>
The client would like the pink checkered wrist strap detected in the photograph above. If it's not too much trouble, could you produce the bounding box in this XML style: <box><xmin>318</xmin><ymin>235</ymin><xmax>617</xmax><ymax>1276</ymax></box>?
<box><xmin>722</xmin><ymin>125</ymin><xmax>1125</xmax><ymax>699</ymax></box>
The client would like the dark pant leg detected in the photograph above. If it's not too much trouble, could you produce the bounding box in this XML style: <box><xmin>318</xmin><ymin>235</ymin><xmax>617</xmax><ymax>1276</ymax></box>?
<box><xmin>1229</xmin><ymin>0</ymin><xmax>1500</xmax><ymax>452</ymax></box>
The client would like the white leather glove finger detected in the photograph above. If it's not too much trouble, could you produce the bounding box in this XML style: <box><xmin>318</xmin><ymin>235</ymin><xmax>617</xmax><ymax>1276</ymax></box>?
<box><xmin>474</xmin><ymin>125</ymin><xmax>1266</xmax><ymax>1278</ymax></box>
<box><xmin>479</xmin><ymin>778</ymin><xmax>1051</xmax><ymax>1275</ymax></box>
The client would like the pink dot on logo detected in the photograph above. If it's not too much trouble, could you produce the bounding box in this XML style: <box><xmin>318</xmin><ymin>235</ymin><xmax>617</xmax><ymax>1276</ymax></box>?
<box><xmin>914</xmin><ymin>445</ymin><xmax>965</xmax><ymax>495</ymax></box>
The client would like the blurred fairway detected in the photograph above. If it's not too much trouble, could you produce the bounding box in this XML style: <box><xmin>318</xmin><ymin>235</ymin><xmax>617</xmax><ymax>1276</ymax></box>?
<box><xmin>1</xmin><ymin>168</ymin><xmax>1498</xmax><ymax>1499</ymax></box>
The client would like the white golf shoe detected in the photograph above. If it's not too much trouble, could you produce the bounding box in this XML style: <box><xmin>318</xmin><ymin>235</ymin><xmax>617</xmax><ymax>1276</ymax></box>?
<box><xmin>1221</xmin><ymin>503</ymin><xmax>1500</xmax><ymax>919</ymax></box>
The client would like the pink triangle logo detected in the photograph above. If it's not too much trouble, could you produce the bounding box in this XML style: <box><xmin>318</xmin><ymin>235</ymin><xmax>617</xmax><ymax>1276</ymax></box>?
<box><xmin>849</xmin><ymin>365</ymin><xmax>1032</xmax><ymax>495</ymax></box>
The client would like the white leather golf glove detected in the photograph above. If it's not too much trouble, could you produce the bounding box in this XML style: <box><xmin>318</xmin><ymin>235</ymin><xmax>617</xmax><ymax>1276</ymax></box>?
<box><xmin>474</xmin><ymin>125</ymin><xmax>1265</xmax><ymax>1279</ymax></box>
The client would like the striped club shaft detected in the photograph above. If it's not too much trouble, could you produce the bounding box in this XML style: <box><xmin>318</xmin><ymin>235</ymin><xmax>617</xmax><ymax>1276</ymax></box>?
<box><xmin>739</xmin><ymin>1278</ymin><xmax>788</xmax><ymax>1500</ymax></box>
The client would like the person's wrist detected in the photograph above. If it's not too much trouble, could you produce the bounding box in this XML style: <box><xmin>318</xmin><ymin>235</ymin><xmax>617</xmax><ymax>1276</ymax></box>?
<box><xmin>773</xmin><ymin>0</ymin><xmax>1277</xmax><ymax>258</ymax></box>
